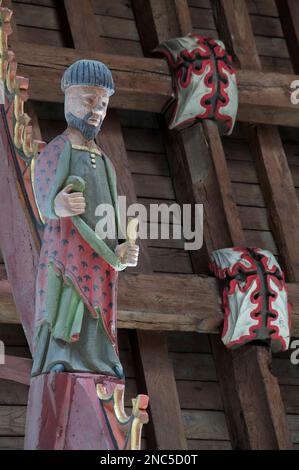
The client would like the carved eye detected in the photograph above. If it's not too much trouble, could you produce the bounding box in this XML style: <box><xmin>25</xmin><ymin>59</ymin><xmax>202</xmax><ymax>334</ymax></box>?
<box><xmin>83</xmin><ymin>97</ymin><xmax>95</xmax><ymax>106</ymax></box>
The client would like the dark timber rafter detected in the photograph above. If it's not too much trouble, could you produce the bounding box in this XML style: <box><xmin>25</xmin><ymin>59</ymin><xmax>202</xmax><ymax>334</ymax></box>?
<box><xmin>1</xmin><ymin>273</ymin><xmax>299</xmax><ymax>336</ymax></box>
<box><xmin>276</xmin><ymin>0</ymin><xmax>299</xmax><ymax>75</ymax></box>
<box><xmin>0</xmin><ymin>0</ymin><xmax>298</xmax><ymax>451</ymax></box>
<box><xmin>131</xmin><ymin>0</ymin><xmax>292</xmax><ymax>450</ymax></box>
<box><xmin>214</xmin><ymin>0</ymin><xmax>299</xmax><ymax>284</ymax></box>
<box><xmin>7</xmin><ymin>41</ymin><xmax>299</xmax><ymax>127</ymax></box>
<box><xmin>211</xmin><ymin>0</ymin><xmax>293</xmax><ymax>449</ymax></box>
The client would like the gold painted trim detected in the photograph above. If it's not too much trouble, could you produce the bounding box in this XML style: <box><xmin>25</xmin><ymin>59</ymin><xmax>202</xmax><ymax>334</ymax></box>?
<box><xmin>96</xmin><ymin>383</ymin><xmax>112</xmax><ymax>401</ymax></box>
<box><xmin>114</xmin><ymin>385</ymin><xmax>130</xmax><ymax>424</ymax></box>
<box><xmin>30</xmin><ymin>157</ymin><xmax>45</xmax><ymax>224</ymax></box>
<box><xmin>96</xmin><ymin>382</ymin><xmax>149</xmax><ymax>451</ymax></box>
<box><xmin>131</xmin><ymin>395</ymin><xmax>149</xmax><ymax>450</ymax></box>
<box><xmin>71</xmin><ymin>144</ymin><xmax>102</xmax><ymax>156</ymax></box>
<box><xmin>0</xmin><ymin>1</ymin><xmax>46</xmax><ymax>227</ymax></box>
<box><xmin>130</xmin><ymin>416</ymin><xmax>145</xmax><ymax>451</ymax></box>
<box><xmin>0</xmin><ymin>2</ymin><xmax>46</xmax><ymax>159</ymax></box>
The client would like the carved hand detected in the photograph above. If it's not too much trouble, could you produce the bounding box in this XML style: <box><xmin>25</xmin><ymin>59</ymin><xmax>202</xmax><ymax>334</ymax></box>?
<box><xmin>54</xmin><ymin>184</ymin><xmax>86</xmax><ymax>217</ymax></box>
<box><xmin>115</xmin><ymin>241</ymin><xmax>140</xmax><ymax>267</ymax></box>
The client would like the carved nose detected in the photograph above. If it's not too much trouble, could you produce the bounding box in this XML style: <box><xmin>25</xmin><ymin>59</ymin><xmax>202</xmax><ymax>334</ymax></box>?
<box><xmin>91</xmin><ymin>109</ymin><xmax>101</xmax><ymax>118</ymax></box>
<box><xmin>88</xmin><ymin>110</ymin><xmax>102</xmax><ymax>125</ymax></box>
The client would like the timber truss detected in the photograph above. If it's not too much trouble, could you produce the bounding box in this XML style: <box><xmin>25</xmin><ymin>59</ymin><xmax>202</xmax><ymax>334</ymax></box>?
<box><xmin>1</xmin><ymin>0</ymin><xmax>299</xmax><ymax>450</ymax></box>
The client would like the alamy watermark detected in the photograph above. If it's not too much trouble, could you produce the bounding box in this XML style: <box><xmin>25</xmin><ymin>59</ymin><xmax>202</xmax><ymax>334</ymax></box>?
<box><xmin>95</xmin><ymin>196</ymin><xmax>204</xmax><ymax>251</ymax></box>
<box><xmin>0</xmin><ymin>340</ymin><xmax>5</xmax><ymax>365</ymax></box>
<box><xmin>290</xmin><ymin>80</ymin><xmax>299</xmax><ymax>105</ymax></box>
<box><xmin>289</xmin><ymin>82</ymin><xmax>299</xmax><ymax>364</ymax></box>
<box><xmin>290</xmin><ymin>340</ymin><xmax>299</xmax><ymax>365</ymax></box>
<box><xmin>0</xmin><ymin>80</ymin><xmax>4</xmax><ymax>105</ymax></box>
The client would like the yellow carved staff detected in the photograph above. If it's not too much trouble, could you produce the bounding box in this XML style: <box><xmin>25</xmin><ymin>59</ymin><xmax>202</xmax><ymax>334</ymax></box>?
<box><xmin>126</xmin><ymin>217</ymin><xmax>139</xmax><ymax>246</ymax></box>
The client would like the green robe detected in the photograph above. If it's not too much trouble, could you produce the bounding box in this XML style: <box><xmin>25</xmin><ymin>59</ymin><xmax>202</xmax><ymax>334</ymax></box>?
<box><xmin>32</xmin><ymin>144</ymin><xmax>126</xmax><ymax>378</ymax></box>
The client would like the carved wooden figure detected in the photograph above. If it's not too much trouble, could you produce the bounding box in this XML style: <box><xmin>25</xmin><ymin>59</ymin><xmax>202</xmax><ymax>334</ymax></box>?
<box><xmin>31</xmin><ymin>60</ymin><xmax>140</xmax><ymax>378</ymax></box>
<box><xmin>0</xmin><ymin>6</ymin><xmax>148</xmax><ymax>447</ymax></box>
<box><xmin>24</xmin><ymin>59</ymin><xmax>148</xmax><ymax>449</ymax></box>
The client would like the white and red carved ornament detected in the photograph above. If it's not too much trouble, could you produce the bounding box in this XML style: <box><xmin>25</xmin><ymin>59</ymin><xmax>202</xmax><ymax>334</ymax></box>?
<box><xmin>156</xmin><ymin>34</ymin><xmax>238</xmax><ymax>135</ymax></box>
<box><xmin>209</xmin><ymin>247</ymin><xmax>291</xmax><ymax>352</ymax></box>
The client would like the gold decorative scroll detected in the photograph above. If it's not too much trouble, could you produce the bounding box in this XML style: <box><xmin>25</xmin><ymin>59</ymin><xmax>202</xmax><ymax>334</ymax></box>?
<box><xmin>97</xmin><ymin>383</ymin><xmax>149</xmax><ymax>450</ymax></box>
<box><xmin>0</xmin><ymin>1</ymin><xmax>45</xmax><ymax>159</ymax></box>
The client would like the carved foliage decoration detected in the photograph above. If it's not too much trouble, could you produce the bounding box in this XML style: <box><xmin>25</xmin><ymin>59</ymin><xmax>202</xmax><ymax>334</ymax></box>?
<box><xmin>210</xmin><ymin>247</ymin><xmax>291</xmax><ymax>352</ymax></box>
<box><xmin>97</xmin><ymin>382</ymin><xmax>149</xmax><ymax>450</ymax></box>
<box><xmin>156</xmin><ymin>34</ymin><xmax>238</xmax><ymax>135</ymax></box>
<box><xmin>25</xmin><ymin>373</ymin><xmax>149</xmax><ymax>451</ymax></box>
<box><xmin>1</xmin><ymin>4</ymin><xmax>149</xmax><ymax>451</ymax></box>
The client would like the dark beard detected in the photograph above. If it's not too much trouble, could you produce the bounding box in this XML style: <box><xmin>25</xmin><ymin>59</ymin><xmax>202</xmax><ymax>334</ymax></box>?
<box><xmin>65</xmin><ymin>112</ymin><xmax>102</xmax><ymax>141</ymax></box>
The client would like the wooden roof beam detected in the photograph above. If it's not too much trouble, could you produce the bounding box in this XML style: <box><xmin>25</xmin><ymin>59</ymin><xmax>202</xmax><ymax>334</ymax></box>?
<box><xmin>212</xmin><ymin>0</ymin><xmax>294</xmax><ymax>449</ymax></box>
<box><xmin>10</xmin><ymin>42</ymin><xmax>299</xmax><ymax>127</ymax></box>
<box><xmin>13</xmin><ymin>42</ymin><xmax>172</xmax><ymax>113</ymax></box>
<box><xmin>214</xmin><ymin>1</ymin><xmax>299</xmax><ymax>282</ymax></box>
<box><xmin>248</xmin><ymin>125</ymin><xmax>299</xmax><ymax>281</ymax></box>
<box><xmin>131</xmin><ymin>0</ymin><xmax>191</xmax><ymax>56</ymax></box>
<box><xmin>1</xmin><ymin>275</ymin><xmax>299</xmax><ymax>335</ymax></box>
<box><xmin>276</xmin><ymin>0</ymin><xmax>299</xmax><ymax>75</ymax></box>
<box><xmin>63</xmin><ymin>0</ymin><xmax>107</xmax><ymax>51</ymax></box>
<box><xmin>0</xmin><ymin>355</ymin><xmax>32</xmax><ymax>386</ymax></box>
<box><xmin>131</xmin><ymin>1</ymin><xmax>294</xmax><ymax>449</ymax></box>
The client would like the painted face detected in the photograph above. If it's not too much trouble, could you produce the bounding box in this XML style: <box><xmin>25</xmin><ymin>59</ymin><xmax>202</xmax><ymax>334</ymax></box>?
<box><xmin>64</xmin><ymin>85</ymin><xmax>110</xmax><ymax>140</ymax></box>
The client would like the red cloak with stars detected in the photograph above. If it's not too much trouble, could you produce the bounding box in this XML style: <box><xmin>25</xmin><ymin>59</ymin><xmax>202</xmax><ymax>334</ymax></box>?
<box><xmin>32</xmin><ymin>134</ymin><xmax>125</xmax><ymax>354</ymax></box>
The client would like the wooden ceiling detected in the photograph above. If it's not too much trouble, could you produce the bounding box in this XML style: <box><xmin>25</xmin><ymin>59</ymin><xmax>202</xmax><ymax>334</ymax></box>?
<box><xmin>1</xmin><ymin>0</ymin><xmax>299</xmax><ymax>451</ymax></box>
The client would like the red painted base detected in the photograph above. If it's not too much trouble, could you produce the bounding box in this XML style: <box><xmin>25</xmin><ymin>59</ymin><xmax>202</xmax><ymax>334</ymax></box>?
<box><xmin>24</xmin><ymin>373</ymin><xmax>138</xmax><ymax>450</ymax></box>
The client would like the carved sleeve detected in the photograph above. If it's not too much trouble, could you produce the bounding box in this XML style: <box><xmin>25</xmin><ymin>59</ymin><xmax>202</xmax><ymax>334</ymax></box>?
<box><xmin>32</xmin><ymin>135</ymin><xmax>71</xmax><ymax>221</ymax></box>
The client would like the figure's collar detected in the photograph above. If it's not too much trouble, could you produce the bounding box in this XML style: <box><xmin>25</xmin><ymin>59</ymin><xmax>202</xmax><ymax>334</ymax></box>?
<box><xmin>71</xmin><ymin>144</ymin><xmax>103</xmax><ymax>156</ymax></box>
<box><xmin>62</xmin><ymin>128</ymin><xmax>103</xmax><ymax>155</ymax></box>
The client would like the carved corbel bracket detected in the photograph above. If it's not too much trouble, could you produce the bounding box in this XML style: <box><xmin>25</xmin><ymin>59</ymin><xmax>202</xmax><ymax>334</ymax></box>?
<box><xmin>210</xmin><ymin>247</ymin><xmax>291</xmax><ymax>352</ymax></box>
<box><xmin>97</xmin><ymin>382</ymin><xmax>149</xmax><ymax>450</ymax></box>
<box><xmin>156</xmin><ymin>34</ymin><xmax>238</xmax><ymax>135</ymax></box>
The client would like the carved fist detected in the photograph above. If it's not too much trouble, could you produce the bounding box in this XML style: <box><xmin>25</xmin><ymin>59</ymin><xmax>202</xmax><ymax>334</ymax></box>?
<box><xmin>54</xmin><ymin>184</ymin><xmax>86</xmax><ymax>217</ymax></box>
<box><xmin>115</xmin><ymin>241</ymin><xmax>140</xmax><ymax>267</ymax></box>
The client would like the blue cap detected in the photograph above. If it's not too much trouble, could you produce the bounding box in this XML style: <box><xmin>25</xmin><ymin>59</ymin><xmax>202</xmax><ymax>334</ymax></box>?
<box><xmin>61</xmin><ymin>59</ymin><xmax>115</xmax><ymax>95</ymax></box>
